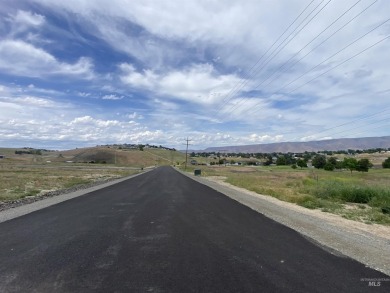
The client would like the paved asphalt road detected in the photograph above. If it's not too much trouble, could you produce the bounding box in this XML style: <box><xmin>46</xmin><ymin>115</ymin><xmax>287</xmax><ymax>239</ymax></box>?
<box><xmin>0</xmin><ymin>166</ymin><xmax>388</xmax><ymax>292</ymax></box>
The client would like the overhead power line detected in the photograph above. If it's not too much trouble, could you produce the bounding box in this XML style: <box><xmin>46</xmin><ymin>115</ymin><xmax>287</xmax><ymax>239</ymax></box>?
<box><xmin>303</xmin><ymin>107</ymin><xmax>390</xmax><ymax>138</ymax></box>
<box><xmin>344</xmin><ymin>121</ymin><xmax>390</xmax><ymax>138</ymax></box>
<box><xmin>329</xmin><ymin>116</ymin><xmax>390</xmax><ymax>138</ymax></box>
<box><xmin>212</xmin><ymin>0</ymin><xmax>322</xmax><ymax>114</ymax></box>
<box><xmin>285</xmin><ymin>34</ymin><xmax>390</xmax><ymax>95</ymax></box>
<box><xmin>277</xmin><ymin>18</ymin><xmax>390</xmax><ymax>94</ymax></box>
<box><xmin>221</xmin><ymin>0</ymin><xmax>372</xmax><ymax>118</ymax></box>
<box><xmin>259</xmin><ymin>0</ymin><xmax>378</xmax><ymax>92</ymax></box>
<box><xmin>242</xmin><ymin>20</ymin><xmax>390</xmax><ymax>117</ymax></box>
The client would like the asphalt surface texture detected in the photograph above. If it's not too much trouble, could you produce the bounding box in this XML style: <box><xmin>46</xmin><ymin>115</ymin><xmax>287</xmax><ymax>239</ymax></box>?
<box><xmin>0</xmin><ymin>166</ymin><xmax>388</xmax><ymax>292</ymax></box>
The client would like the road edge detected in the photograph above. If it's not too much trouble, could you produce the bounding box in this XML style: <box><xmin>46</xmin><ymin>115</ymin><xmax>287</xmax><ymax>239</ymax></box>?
<box><xmin>176</xmin><ymin>168</ymin><xmax>390</xmax><ymax>277</ymax></box>
<box><xmin>0</xmin><ymin>168</ymin><xmax>154</xmax><ymax>224</ymax></box>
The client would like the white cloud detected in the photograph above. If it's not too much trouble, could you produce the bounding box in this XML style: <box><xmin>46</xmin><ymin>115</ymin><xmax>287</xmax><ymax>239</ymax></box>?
<box><xmin>185</xmin><ymin>132</ymin><xmax>287</xmax><ymax>148</ymax></box>
<box><xmin>0</xmin><ymin>83</ymin><xmax>168</xmax><ymax>148</ymax></box>
<box><xmin>120</xmin><ymin>63</ymin><xmax>244</xmax><ymax>105</ymax></box>
<box><xmin>11</xmin><ymin>10</ymin><xmax>45</xmax><ymax>27</ymax></box>
<box><xmin>0</xmin><ymin>96</ymin><xmax>57</xmax><ymax>107</ymax></box>
<box><xmin>70</xmin><ymin>116</ymin><xmax>122</xmax><ymax>127</ymax></box>
<box><xmin>78</xmin><ymin>92</ymin><xmax>91</xmax><ymax>97</ymax></box>
<box><xmin>102</xmin><ymin>94</ymin><xmax>123</xmax><ymax>100</ymax></box>
<box><xmin>248</xmin><ymin>134</ymin><xmax>284</xmax><ymax>143</ymax></box>
<box><xmin>127</xmin><ymin>112</ymin><xmax>144</xmax><ymax>120</ymax></box>
<box><xmin>0</xmin><ymin>40</ymin><xmax>94</xmax><ymax>78</ymax></box>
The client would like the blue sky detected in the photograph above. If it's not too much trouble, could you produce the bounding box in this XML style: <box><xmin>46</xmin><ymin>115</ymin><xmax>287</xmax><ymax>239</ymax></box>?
<box><xmin>0</xmin><ymin>0</ymin><xmax>389</xmax><ymax>150</ymax></box>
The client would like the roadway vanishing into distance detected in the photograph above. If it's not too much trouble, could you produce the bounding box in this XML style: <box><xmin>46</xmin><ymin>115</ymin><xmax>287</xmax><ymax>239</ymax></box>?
<box><xmin>0</xmin><ymin>167</ymin><xmax>388</xmax><ymax>292</ymax></box>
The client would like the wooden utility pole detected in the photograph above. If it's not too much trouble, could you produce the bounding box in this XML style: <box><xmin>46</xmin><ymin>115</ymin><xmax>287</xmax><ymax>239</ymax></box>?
<box><xmin>170</xmin><ymin>149</ymin><xmax>175</xmax><ymax>166</ymax></box>
<box><xmin>184</xmin><ymin>137</ymin><xmax>192</xmax><ymax>170</ymax></box>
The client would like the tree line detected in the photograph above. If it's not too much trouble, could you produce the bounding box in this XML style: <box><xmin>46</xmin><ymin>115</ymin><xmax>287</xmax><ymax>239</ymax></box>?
<box><xmin>191</xmin><ymin>149</ymin><xmax>390</xmax><ymax>171</ymax></box>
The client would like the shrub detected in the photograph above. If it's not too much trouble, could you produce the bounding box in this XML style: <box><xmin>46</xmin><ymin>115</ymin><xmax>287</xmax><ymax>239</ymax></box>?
<box><xmin>324</xmin><ymin>162</ymin><xmax>335</xmax><ymax>171</ymax></box>
<box><xmin>382</xmin><ymin>157</ymin><xmax>390</xmax><ymax>168</ymax></box>
<box><xmin>356</xmin><ymin>159</ymin><xmax>373</xmax><ymax>172</ymax></box>
<box><xmin>327</xmin><ymin>157</ymin><xmax>337</xmax><ymax>166</ymax></box>
<box><xmin>312</xmin><ymin>155</ymin><xmax>326</xmax><ymax>169</ymax></box>
<box><xmin>311</xmin><ymin>181</ymin><xmax>389</xmax><ymax>205</ymax></box>
<box><xmin>276</xmin><ymin>156</ymin><xmax>287</xmax><ymax>166</ymax></box>
<box><xmin>296</xmin><ymin>159</ymin><xmax>307</xmax><ymax>169</ymax></box>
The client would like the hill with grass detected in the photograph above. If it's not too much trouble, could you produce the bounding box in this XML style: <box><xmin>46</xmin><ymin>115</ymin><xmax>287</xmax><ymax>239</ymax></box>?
<box><xmin>0</xmin><ymin>146</ymin><xmax>186</xmax><ymax>167</ymax></box>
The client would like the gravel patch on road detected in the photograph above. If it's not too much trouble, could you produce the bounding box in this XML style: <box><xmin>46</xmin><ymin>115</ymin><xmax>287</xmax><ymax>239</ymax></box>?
<box><xmin>181</xmin><ymin>171</ymin><xmax>390</xmax><ymax>276</ymax></box>
<box><xmin>0</xmin><ymin>169</ymin><xmax>152</xmax><ymax>224</ymax></box>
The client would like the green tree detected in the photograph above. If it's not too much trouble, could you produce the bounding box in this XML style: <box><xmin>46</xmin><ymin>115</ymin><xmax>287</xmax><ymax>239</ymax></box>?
<box><xmin>312</xmin><ymin>155</ymin><xmax>326</xmax><ymax>169</ymax></box>
<box><xmin>327</xmin><ymin>157</ymin><xmax>337</xmax><ymax>166</ymax></box>
<box><xmin>343</xmin><ymin>157</ymin><xmax>358</xmax><ymax>173</ymax></box>
<box><xmin>263</xmin><ymin>155</ymin><xmax>273</xmax><ymax>166</ymax></box>
<box><xmin>335</xmin><ymin>161</ymin><xmax>344</xmax><ymax>170</ymax></box>
<box><xmin>296</xmin><ymin>159</ymin><xmax>307</xmax><ymax>169</ymax></box>
<box><xmin>382</xmin><ymin>157</ymin><xmax>390</xmax><ymax>168</ymax></box>
<box><xmin>303</xmin><ymin>153</ymin><xmax>312</xmax><ymax>162</ymax></box>
<box><xmin>276</xmin><ymin>155</ymin><xmax>287</xmax><ymax>166</ymax></box>
<box><xmin>324</xmin><ymin>162</ymin><xmax>335</xmax><ymax>171</ymax></box>
<box><xmin>356</xmin><ymin>158</ymin><xmax>372</xmax><ymax>172</ymax></box>
<box><xmin>138</xmin><ymin>144</ymin><xmax>144</xmax><ymax>151</ymax></box>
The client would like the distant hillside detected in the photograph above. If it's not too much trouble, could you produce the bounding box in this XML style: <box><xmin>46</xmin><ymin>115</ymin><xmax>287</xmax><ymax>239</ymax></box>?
<box><xmin>2</xmin><ymin>146</ymin><xmax>186</xmax><ymax>167</ymax></box>
<box><xmin>202</xmin><ymin>136</ymin><xmax>390</xmax><ymax>153</ymax></box>
<box><xmin>59</xmin><ymin>147</ymin><xmax>186</xmax><ymax>166</ymax></box>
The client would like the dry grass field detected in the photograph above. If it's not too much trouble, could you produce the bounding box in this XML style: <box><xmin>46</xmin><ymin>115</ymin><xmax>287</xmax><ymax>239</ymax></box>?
<box><xmin>0</xmin><ymin>147</ymin><xmax>186</xmax><ymax>202</ymax></box>
<box><xmin>183</xmin><ymin>161</ymin><xmax>390</xmax><ymax>225</ymax></box>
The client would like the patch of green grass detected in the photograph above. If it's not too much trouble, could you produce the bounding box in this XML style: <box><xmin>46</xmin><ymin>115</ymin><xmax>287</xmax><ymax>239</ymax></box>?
<box><xmin>296</xmin><ymin>196</ymin><xmax>343</xmax><ymax>211</ymax></box>
<box><xmin>184</xmin><ymin>165</ymin><xmax>390</xmax><ymax>225</ymax></box>
<box><xmin>308</xmin><ymin>180</ymin><xmax>390</xmax><ymax>206</ymax></box>
<box><xmin>63</xmin><ymin>177</ymin><xmax>96</xmax><ymax>188</ymax></box>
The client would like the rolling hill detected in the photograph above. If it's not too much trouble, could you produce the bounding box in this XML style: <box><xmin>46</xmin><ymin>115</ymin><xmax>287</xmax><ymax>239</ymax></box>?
<box><xmin>0</xmin><ymin>146</ymin><xmax>186</xmax><ymax>167</ymax></box>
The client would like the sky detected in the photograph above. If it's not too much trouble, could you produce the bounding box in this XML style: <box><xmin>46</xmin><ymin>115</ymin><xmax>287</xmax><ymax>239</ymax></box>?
<box><xmin>0</xmin><ymin>0</ymin><xmax>389</xmax><ymax>150</ymax></box>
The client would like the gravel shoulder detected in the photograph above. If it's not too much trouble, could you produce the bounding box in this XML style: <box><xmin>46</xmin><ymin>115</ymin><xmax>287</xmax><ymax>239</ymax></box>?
<box><xmin>179</xmin><ymin>170</ymin><xmax>390</xmax><ymax>276</ymax></box>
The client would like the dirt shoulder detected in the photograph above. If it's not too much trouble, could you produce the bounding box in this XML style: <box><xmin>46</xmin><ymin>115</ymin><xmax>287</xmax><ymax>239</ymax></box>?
<box><xmin>181</xmin><ymin>171</ymin><xmax>390</xmax><ymax>276</ymax></box>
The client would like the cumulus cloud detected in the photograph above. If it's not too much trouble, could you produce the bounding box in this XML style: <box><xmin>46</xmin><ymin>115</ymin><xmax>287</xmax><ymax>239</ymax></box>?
<box><xmin>120</xmin><ymin>63</ymin><xmax>244</xmax><ymax>105</ymax></box>
<box><xmin>248</xmin><ymin>134</ymin><xmax>284</xmax><ymax>143</ymax></box>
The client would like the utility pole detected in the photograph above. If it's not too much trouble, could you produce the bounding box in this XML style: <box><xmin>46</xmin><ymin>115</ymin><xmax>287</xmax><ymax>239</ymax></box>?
<box><xmin>184</xmin><ymin>137</ymin><xmax>192</xmax><ymax>170</ymax></box>
<box><xmin>170</xmin><ymin>149</ymin><xmax>175</xmax><ymax>166</ymax></box>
